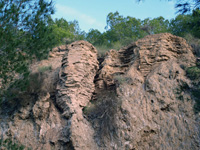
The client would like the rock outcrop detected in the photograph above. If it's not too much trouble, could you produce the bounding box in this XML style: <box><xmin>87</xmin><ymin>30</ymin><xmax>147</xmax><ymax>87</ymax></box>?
<box><xmin>0</xmin><ymin>33</ymin><xmax>199</xmax><ymax>150</ymax></box>
<box><xmin>90</xmin><ymin>33</ymin><xmax>199</xmax><ymax>150</ymax></box>
<box><xmin>56</xmin><ymin>41</ymin><xmax>99</xmax><ymax>150</ymax></box>
<box><xmin>0</xmin><ymin>41</ymin><xmax>99</xmax><ymax>149</ymax></box>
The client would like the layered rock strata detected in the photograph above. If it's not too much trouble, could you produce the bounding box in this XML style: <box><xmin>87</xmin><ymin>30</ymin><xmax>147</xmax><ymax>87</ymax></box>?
<box><xmin>0</xmin><ymin>33</ymin><xmax>199</xmax><ymax>150</ymax></box>
<box><xmin>91</xmin><ymin>33</ymin><xmax>199</xmax><ymax>150</ymax></box>
<box><xmin>56</xmin><ymin>41</ymin><xmax>99</xmax><ymax>150</ymax></box>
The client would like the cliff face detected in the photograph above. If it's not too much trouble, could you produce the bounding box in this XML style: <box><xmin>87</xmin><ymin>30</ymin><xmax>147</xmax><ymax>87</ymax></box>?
<box><xmin>0</xmin><ymin>33</ymin><xmax>199</xmax><ymax>150</ymax></box>
<box><xmin>91</xmin><ymin>33</ymin><xmax>199</xmax><ymax>149</ymax></box>
<box><xmin>56</xmin><ymin>41</ymin><xmax>99</xmax><ymax>150</ymax></box>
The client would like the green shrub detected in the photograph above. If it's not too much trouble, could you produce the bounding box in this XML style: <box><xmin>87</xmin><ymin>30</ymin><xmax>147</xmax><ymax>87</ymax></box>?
<box><xmin>186</xmin><ymin>66</ymin><xmax>200</xmax><ymax>80</ymax></box>
<box><xmin>1</xmin><ymin>64</ymin><xmax>57</xmax><ymax>108</ymax></box>
<box><xmin>184</xmin><ymin>65</ymin><xmax>200</xmax><ymax>113</ymax></box>
<box><xmin>192</xmin><ymin>86</ymin><xmax>200</xmax><ymax>113</ymax></box>
<box><xmin>174</xmin><ymin>66</ymin><xmax>200</xmax><ymax>113</ymax></box>
<box><xmin>0</xmin><ymin>138</ymin><xmax>26</xmax><ymax>150</ymax></box>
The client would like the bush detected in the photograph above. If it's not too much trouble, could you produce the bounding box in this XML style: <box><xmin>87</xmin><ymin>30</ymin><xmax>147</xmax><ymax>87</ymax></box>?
<box><xmin>191</xmin><ymin>84</ymin><xmax>200</xmax><ymax>113</ymax></box>
<box><xmin>0</xmin><ymin>138</ymin><xmax>26</xmax><ymax>150</ymax></box>
<box><xmin>184</xmin><ymin>64</ymin><xmax>200</xmax><ymax>113</ymax></box>
<box><xmin>0</xmin><ymin>64</ymin><xmax>58</xmax><ymax>109</ymax></box>
<box><xmin>186</xmin><ymin>66</ymin><xmax>200</xmax><ymax>80</ymax></box>
<box><xmin>83</xmin><ymin>90</ymin><xmax>121</xmax><ymax>143</ymax></box>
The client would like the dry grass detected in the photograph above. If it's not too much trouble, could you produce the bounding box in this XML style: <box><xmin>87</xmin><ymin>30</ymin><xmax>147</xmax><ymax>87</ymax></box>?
<box><xmin>95</xmin><ymin>45</ymin><xmax>110</xmax><ymax>58</ymax></box>
<box><xmin>27</xmin><ymin>68</ymin><xmax>59</xmax><ymax>95</ymax></box>
<box><xmin>83</xmin><ymin>90</ymin><xmax>121</xmax><ymax>145</ymax></box>
<box><xmin>95</xmin><ymin>42</ymin><xmax>124</xmax><ymax>58</ymax></box>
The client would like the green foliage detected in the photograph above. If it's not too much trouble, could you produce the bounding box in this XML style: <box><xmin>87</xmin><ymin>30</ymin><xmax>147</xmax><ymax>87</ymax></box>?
<box><xmin>105</xmin><ymin>12</ymin><xmax>146</xmax><ymax>44</ymax></box>
<box><xmin>190</xmin><ymin>9</ymin><xmax>200</xmax><ymax>38</ymax></box>
<box><xmin>87</xmin><ymin>11</ymin><xmax>171</xmax><ymax>51</ymax></box>
<box><xmin>0</xmin><ymin>64</ymin><xmax>58</xmax><ymax>108</ymax></box>
<box><xmin>170</xmin><ymin>9</ymin><xmax>200</xmax><ymax>39</ymax></box>
<box><xmin>141</xmin><ymin>17</ymin><xmax>170</xmax><ymax>35</ymax></box>
<box><xmin>137</xmin><ymin>0</ymin><xmax>200</xmax><ymax>14</ymax></box>
<box><xmin>192</xmin><ymin>86</ymin><xmax>200</xmax><ymax>113</ymax></box>
<box><xmin>0</xmin><ymin>0</ymin><xmax>55</xmax><ymax>91</ymax></box>
<box><xmin>186</xmin><ymin>66</ymin><xmax>200</xmax><ymax>80</ymax></box>
<box><xmin>175</xmin><ymin>0</ymin><xmax>200</xmax><ymax>14</ymax></box>
<box><xmin>1</xmin><ymin>0</ymin><xmax>199</xmax><ymax>112</ymax></box>
<box><xmin>85</xmin><ymin>10</ymin><xmax>200</xmax><ymax>59</ymax></box>
<box><xmin>0</xmin><ymin>1</ymin><xmax>85</xmax><ymax>97</ymax></box>
<box><xmin>185</xmin><ymin>65</ymin><xmax>200</xmax><ymax>113</ymax></box>
<box><xmin>86</xmin><ymin>29</ymin><xmax>105</xmax><ymax>45</ymax></box>
<box><xmin>49</xmin><ymin>18</ymin><xmax>85</xmax><ymax>45</ymax></box>
<box><xmin>0</xmin><ymin>138</ymin><xmax>26</xmax><ymax>150</ymax></box>
<box><xmin>169</xmin><ymin>14</ymin><xmax>191</xmax><ymax>37</ymax></box>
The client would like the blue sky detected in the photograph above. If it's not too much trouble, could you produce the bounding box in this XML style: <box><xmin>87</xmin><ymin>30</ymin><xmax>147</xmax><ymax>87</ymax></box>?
<box><xmin>53</xmin><ymin>0</ymin><xmax>177</xmax><ymax>33</ymax></box>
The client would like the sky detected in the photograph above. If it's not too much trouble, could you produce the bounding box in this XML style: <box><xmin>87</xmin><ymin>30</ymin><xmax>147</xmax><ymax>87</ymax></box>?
<box><xmin>53</xmin><ymin>0</ymin><xmax>177</xmax><ymax>33</ymax></box>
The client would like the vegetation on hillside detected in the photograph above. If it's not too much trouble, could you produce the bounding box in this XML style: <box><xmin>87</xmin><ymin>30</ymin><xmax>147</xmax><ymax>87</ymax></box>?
<box><xmin>0</xmin><ymin>138</ymin><xmax>27</xmax><ymax>150</ymax></box>
<box><xmin>0</xmin><ymin>0</ymin><xmax>199</xmax><ymax>104</ymax></box>
<box><xmin>138</xmin><ymin>0</ymin><xmax>200</xmax><ymax>14</ymax></box>
<box><xmin>186</xmin><ymin>64</ymin><xmax>200</xmax><ymax>113</ymax></box>
<box><xmin>0</xmin><ymin>0</ymin><xmax>85</xmax><ymax>98</ymax></box>
<box><xmin>86</xmin><ymin>9</ymin><xmax>200</xmax><ymax>52</ymax></box>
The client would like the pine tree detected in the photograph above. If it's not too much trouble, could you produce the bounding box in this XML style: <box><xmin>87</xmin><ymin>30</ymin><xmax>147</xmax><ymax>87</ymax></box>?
<box><xmin>0</xmin><ymin>0</ymin><xmax>55</xmax><ymax>91</ymax></box>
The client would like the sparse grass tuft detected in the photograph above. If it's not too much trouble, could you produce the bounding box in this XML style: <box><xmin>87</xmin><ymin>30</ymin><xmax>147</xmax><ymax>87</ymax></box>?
<box><xmin>95</xmin><ymin>42</ymin><xmax>124</xmax><ymax>58</ymax></box>
<box><xmin>111</xmin><ymin>41</ymin><xmax>122</xmax><ymax>51</ymax></box>
<box><xmin>82</xmin><ymin>103</ymin><xmax>96</xmax><ymax>115</ymax></box>
<box><xmin>95</xmin><ymin>45</ymin><xmax>110</xmax><ymax>58</ymax></box>
<box><xmin>113</xmin><ymin>74</ymin><xmax>132</xmax><ymax>85</ymax></box>
<box><xmin>38</xmin><ymin>65</ymin><xmax>52</xmax><ymax>73</ymax></box>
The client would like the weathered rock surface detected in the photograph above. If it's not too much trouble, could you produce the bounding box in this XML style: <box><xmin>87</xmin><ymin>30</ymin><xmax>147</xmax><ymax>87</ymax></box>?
<box><xmin>0</xmin><ymin>33</ymin><xmax>200</xmax><ymax>150</ymax></box>
<box><xmin>56</xmin><ymin>41</ymin><xmax>99</xmax><ymax>150</ymax></box>
<box><xmin>91</xmin><ymin>33</ymin><xmax>199</xmax><ymax>150</ymax></box>
<box><xmin>0</xmin><ymin>41</ymin><xmax>99</xmax><ymax>149</ymax></box>
<box><xmin>0</xmin><ymin>45</ymin><xmax>68</xmax><ymax>150</ymax></box>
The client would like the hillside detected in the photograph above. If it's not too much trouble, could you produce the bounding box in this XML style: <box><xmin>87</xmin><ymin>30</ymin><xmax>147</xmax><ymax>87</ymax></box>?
<box><xmin>0</xmin><ymin>33</ymin><xmax>199</xmax><ymax>150</ymax></box>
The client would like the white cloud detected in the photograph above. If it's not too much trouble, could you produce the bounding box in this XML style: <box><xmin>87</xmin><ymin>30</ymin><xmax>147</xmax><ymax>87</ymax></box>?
<box><xmin>55</xmin><ymin>4</ymin><xmax>105</xmax><ymax>31</ymax></box>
